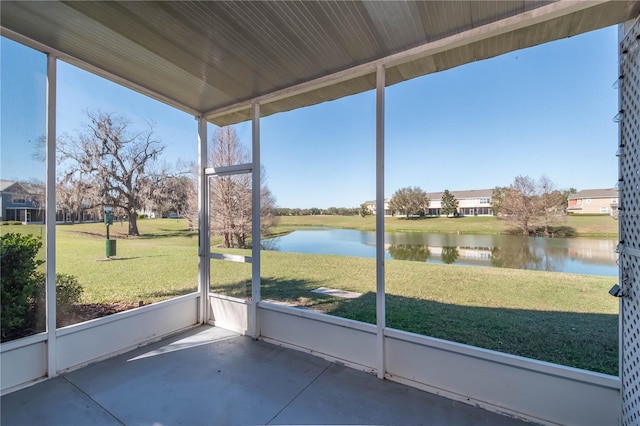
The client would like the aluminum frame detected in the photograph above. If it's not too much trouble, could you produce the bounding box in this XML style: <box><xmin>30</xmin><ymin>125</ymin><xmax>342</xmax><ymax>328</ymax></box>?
<box><xmin>375</xmin><ymin>64</ymin><xmax>386</xmax><ymax>379</ymax></box>
<box><xmin>250</xmin><ymin>103</ymin><xmax>262</xmax><ymax>338</ymax></box>
<box><xmin>45</xmin><ymin>53</ymin><xmax>57</xmax><ymax>377</ymax></box>
<box><xmin>198</xmin><ymin>117</ymin><xmax>209</xmax><ymax>324</ymax></box>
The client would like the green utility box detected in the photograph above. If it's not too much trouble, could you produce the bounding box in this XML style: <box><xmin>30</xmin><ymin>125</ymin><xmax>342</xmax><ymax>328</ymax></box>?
<box><xmin>106</xmin><ymin>239</ymin><xmax>117</xmax><ymax>257</ymax></box>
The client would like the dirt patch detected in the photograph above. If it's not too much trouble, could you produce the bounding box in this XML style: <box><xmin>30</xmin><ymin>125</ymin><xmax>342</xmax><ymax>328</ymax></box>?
<box><xmin>58</xmin><ymin>301</ymin><xmax>145</xmax><ymax>326</ymax></box>
<box><xmin>1</xmin><ymin>302</ymin><xmax>146</xmax><ymax>343</ymax></box>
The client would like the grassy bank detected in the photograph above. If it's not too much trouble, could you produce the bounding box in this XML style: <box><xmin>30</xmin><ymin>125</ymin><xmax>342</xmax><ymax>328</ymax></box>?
<box><xmin>2</xmin><ymin>220</ymin><xmax>618</xmax><ymax>375</ymax></box>
<box><xmin>211</xmin><ymin>250</ymin><xmax>617</xmax><ymax>375</ymax></box>
<box><xmin>273</xmin><ymin>214</ymin><xmax>619</xmax><ymax>237</ymax></box>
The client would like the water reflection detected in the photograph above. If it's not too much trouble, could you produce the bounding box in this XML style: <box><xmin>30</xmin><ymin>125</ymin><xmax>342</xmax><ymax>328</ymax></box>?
<box><xmin>265</xmin><ymin>229</ymin><xmax>618</xmax><ymax>276</ymax></box>
<box><xmin>490</xmin><ymin>245</ymin><xmax>540</xmax><ymax>270</ymax></box>
<box><xmin>387</xmin><ymin>244</ymin><xmax>431</xmax><ymax>262</ymax></box>
<box><xmin>441</xmin><ymin>247</ymin><xmax>459</xmax><ymax>264</ymax></box>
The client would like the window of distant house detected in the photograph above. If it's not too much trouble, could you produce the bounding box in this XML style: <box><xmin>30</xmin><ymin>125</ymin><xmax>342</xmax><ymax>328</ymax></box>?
<box><xmin>611</xmin><ymin>198</ymin><xmax>618</xmax><ymax>204</ymax></box>
<box><xmin>586</xmin><ymin>198</ymin><xmax>592</xmax><ymax>204</ymax></box>
<box><xmin>12</xmin><ymin>195</ymin><xmax>26</xmax><ymax>204</ymax></box>
<box><xmin>480</xmin><ymin>198</ymin><xmax>490</xmax><ymax>204</ymax></box>
<box><xmin>600</xmin><ymin>206</ymin><xmax>608</xmax><ymax>213</ymax></box>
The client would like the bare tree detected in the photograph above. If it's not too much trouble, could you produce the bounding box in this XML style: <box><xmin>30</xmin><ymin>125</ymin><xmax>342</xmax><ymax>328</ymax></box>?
<box><xmin>499</xmin><ymin>175</ymin><xmax>566</xmax><ymax>236</ymax></box>
<box><xmin>56</xmin><ymin>176</ymin><xmax>97</xmax><ymax>223</ymax></box>
<box><xmin>155</xmin><ymin>173</ymin><xmax>197</xmax><ymax>220</ymax></box>
<box><xmin>500</xmin><ymin>176</ymin><xmax>538</xmax><ymax>236</ymax></box>
<box><xmin>388</xmin><ymin>186</ymin><xmax>430</xmax><ymax>218</ymax></box>
<box><xmin>32</xmin><ymin>135</ymin><xmax>94</xmax><ymax>224</ymax></box>
<box><xmin>535</xmin><ymin>176</ymin><xmax>566</xmax><ymax>237</ymax></box>
<box><xmin>58</xmin><ymin>111</ymin><xmax>165</xmax><ymax>236</ymax></box>
<box><xmin>209</xmin><ymin>127</ymin><xmax>276</xmax><ymax>248</ymax></box>
<box><xmin>260</xmin><ymin>185</ymin><xmax>278</xmax><ymax>238</ymax></box>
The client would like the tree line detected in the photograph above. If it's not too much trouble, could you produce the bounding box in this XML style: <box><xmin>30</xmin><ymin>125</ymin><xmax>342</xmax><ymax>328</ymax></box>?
<box><xmin>274</xmin><ymin>206</ymin><xmax>365</xmax><ymax>217</ymax></box>
<box><xmin>388</xmin><ymin>176</ymin><xmax>575</xmax><ymax>237</ymax></box>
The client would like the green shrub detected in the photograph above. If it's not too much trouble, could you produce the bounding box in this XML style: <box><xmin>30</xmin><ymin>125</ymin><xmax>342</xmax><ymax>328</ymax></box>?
<box><xmin>38</xmin><ymin>274</ymin><xmax>83</xmax><ymax>318</ymax></box>
<box><xmin>32</xmin><ymin>273</ymin><xmax>84</xmax><ymax>330</ymax></box>
<box><xmin>0</xmin><ymin>221</ymin><xmax>23</xmax><ymax>226</ymax></box>
<box><xmin>1</xmin><ymin>233</ymin><xmax>84</xmax><ymax>340</ymax></box>
<box><xmin>55</xmin><ymin>274</ymin><xmax>83</xmax><ymax>309</ymax></box>
<box><xmin>0</xmin><ymin>233</ymin><xmax>43</xmax><ymax>340</ymax></box>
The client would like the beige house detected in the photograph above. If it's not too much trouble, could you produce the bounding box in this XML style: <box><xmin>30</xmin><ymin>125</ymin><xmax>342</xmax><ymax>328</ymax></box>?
<box><xmin>364</xmin><ymin>189</ymin><xmax>494</xmax><ymax>217</ymax></box>
<box><xmin>427</xmin><ymin>189</ymin><xmax>493</xmax><ymax>216</ymax></box>
<box><xmin>363</xmin><ymin>199</ymin><xmax>392</xmax><ymax>216</ymax></box>
<box><xmin>567</xmin><ymin>188</ymin><xmax>619</xmax><ymax>216</ymax></box>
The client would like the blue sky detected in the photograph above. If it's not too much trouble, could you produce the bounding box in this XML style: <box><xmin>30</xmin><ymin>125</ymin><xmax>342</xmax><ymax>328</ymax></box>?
<box><xmin>2</xmin><ymin>26</ymin><xmax>620</xmax><ymax>209</ymax></box>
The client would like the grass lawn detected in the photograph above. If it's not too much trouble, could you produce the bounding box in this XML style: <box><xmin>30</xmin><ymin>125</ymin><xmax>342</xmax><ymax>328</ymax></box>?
<box><xmin>273</xmin><ymin>214</ymin><xmax>619</xmax><ymax>237</ymax></box>
<box><xmin>1</xmin><ymin>220</ymin><xmax>200</xmax><ymax>304</ymax></box>
<box><xmin>2</xmin><ymin>219</ymin><xmax>618</xmax><ymax>375</ymax></box>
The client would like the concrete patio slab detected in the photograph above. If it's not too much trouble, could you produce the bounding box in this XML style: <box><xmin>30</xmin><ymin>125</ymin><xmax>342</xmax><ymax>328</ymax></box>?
<box><xmin>1</xmin><ymin>325</ymin><xmax>532</xmax><ymax>425</ymax></box>
<box><xmin>1</xmin><ymin>376</ymin><xmax>121</xmax><ymax>426</ymax></box>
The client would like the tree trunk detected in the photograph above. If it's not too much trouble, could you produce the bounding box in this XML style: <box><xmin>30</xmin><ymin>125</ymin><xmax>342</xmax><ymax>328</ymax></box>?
<box><xmin>128</xmin><ymin>211</ymin><xmax>139</xmax><ymax>236</ymax></box>
<box><xmin>234</xmin><ymin>232</ymin><xmax>246</xmax><ymax>249</ymax></box>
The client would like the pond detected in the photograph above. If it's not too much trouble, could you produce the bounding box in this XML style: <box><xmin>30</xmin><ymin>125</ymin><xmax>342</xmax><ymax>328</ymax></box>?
<box><xmin>264</xmin><ymin>228</ymin><xmax>618</xmax><ymax>276</ymax></box>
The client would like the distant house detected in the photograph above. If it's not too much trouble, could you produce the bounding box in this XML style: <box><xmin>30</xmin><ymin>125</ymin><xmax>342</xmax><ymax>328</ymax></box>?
<box><xmin>364</xmin><ymin>189</ymin><xmax>494</xmax><ymax>217</ymax></box>
<box><xmin>0</xmin><ymin>179</ymin><xmax>46</xmax><ymax>223</ymax></box>
<box><xmin>567</xmin><ymin>188</ymin><xmax>619</xmax><ymax>216</ymax></box>
<box><xmin>55</xmin><ymin>203</ymin><xmax>100</xmax><ymax>224</ymax></box>
<box><xmin>363</xmin><ymin>199</ymin><xmax>391</xmax><ymax>216</ymax></box>
<box><xmin>427</xmin><ymin>189</ymin><xmax>493</xmax><ymax>216</ymax></box>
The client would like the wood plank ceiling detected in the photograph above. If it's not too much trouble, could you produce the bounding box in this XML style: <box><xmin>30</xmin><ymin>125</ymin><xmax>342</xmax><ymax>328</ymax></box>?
<box><xmin>2</xmin><ymin>1</ymin><xmax>639</xmax><ymax>125</ymax></box>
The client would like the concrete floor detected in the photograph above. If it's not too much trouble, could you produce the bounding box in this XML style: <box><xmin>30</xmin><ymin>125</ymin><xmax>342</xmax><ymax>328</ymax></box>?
<box><xmin>2</xmin><ymin>326</ymin><xmax>531</xmax><ymax>425</ymax></box>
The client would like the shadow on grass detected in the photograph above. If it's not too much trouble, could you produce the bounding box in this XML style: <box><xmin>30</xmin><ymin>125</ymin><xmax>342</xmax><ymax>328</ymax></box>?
<box><xmin>210</xmin><ymin>276</ymin><xmax>339</xmax><ymax>309</ymax></box>
<box><xmin>323</xmin><ymin>291</ymin><xmax>617</xmax><ymax>375</ymax></box>
<box><xmin>96</xmin><ymin>257</ymin><xmax>141</xmax><ymax>261</ymax></box>
<box><xmin>142</xmin><ymin>288</ymin><xmax>197</xmax><ymax>300</ymax></box>
<box><xmin>136</xmin><ymin>230</ymin><xmax>198</xmax><ymax>240</ymax></box>
<box><xmin>63</xmin><ymin>229</ymin><xmax>197</xmax><ymax>240</ymax></box>
<box><xmin>392</xmin><ymin>216</ymin><xmax>439</xmax><ymax>221</ymax></box>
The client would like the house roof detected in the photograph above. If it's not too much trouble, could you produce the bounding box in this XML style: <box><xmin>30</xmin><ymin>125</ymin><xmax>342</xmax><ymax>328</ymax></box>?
<box><xmin>428</xmin><ymin>189</ymin><xmax>494</xmax><ymax>200</ymax></box>
<box><xmin>0</xmin><ymin>179</ymin><xmax>45</xmax><ymax>195</ymax></box>
<box><xmin>2</xmin><ymin>1</ymin><xmax>638</xmax><ymax>127</ymax></box>
<box><xmin>569</xmin><ymin>188</ymin><xmax>619</xmax><ymax>200</ymax></box>
<box><xmin>0</xmin><ymin>179</ymin><xmax>16</xmax><ymax>192</ymax></box>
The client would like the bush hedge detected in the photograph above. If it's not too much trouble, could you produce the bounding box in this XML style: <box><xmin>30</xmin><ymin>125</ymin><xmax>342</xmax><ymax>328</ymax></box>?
<box><xmin>1</xmin><ymin>233</ymin><xmax>83</xmax><ymax>341</ymax></box>
<box><xmin>1</xmin><ymin>233</ymin><xmax>44</xmax><ymax>340</ymax></box>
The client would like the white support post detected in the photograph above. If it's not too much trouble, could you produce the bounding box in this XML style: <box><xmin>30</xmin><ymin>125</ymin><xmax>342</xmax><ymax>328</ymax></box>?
<box><xmin>375</xmin><ymin>65</ymin><xmax>386</xmax><ymax>379</ymax></box>
<box><xmin>250</xmin><ymin>103</ymin><xmax>261</xmax><ymax>338</ymax></box>
<box><xmin>197</xmin><ymin>117</ymin><xmax>209</xmax><ymax>324</ymax></box>
<box><xmin>45</xmin><ymin>54</ymin><xmax>57</xmax><ymax>377</ymax></box>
